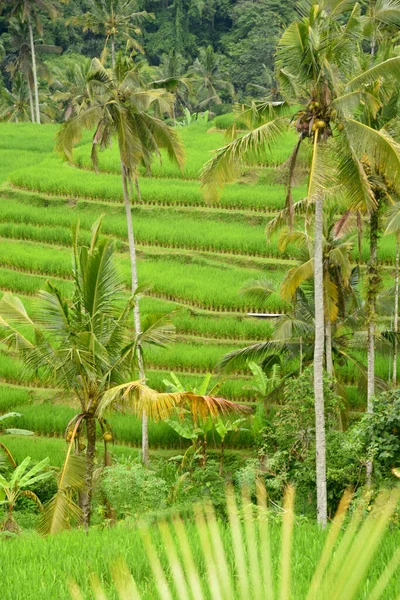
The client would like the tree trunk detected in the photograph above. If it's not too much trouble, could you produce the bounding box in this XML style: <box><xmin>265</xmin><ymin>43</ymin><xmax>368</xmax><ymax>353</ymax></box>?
<box><xmin>314</xmin><ymin>192</ymin><xmax>327</xmax><ymax>528</ymax></box>
<box><xmin>367</xmin><ymin>210</ymin><xmax>378</xmax><ymax>409</ymax></box>
<box><xmin>82</xmin><ymin>415</ymin><xmax>96</xmax><ymax>531</ymax></box>
<box><xmin>121</xmin><ymin>162</ymin><xmax>149</xmax><ymax>464</ymax></box>
<box><xmin>27</xmin><ymin>75</ymin><xmax>35</xmax><ymax>123</ymax></box>
<box><xmin>325</xmin><ymin>320</ymin><xmax>333</xmax><ymax>378</ymax></box>
<box><xmin>393</xmin><ymin>238</ymin><xmax>399</xmax><ymax>386</ymax></box>
<box><xmin>28</xmin><ymin>16</ymin><xmax>40</xmax><ymax>125</ymax></box>
<box><xmin>111</xmin><ymin>37</ymin><xmax>116</xmax><ymax>69</ymax></box>
<box><xmin>366</xmin><ymin>208</ymin><xmax>379</xmax><ymax>484</ymax></box>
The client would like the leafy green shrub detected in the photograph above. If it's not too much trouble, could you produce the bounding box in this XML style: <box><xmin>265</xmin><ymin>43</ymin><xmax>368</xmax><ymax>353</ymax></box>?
<box><xmin>364</xmin><ymin>389</ymin><xmax>400</xmax><ymax>476</ymax></box>
<box><xmin>257</xmin><ymin>368</ymin><xmax>352</xmax><ymax>512</ymax></box>
<box><xmin>214</xmin><ymin>113</ymin><xmax>237</xmax><ymax>129</ymax></box>
<box><xmin>101</xmin><ymin>458</ymin><xmax>168</xmax><ymax>519</ymax></box>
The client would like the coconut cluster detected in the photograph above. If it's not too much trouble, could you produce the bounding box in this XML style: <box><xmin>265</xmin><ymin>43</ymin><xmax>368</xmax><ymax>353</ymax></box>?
<box><xmin>64</xmin><ymin>426</ymin><xmax>113</xmax><ymax>447</ymax></box>
<box><xmin>294</xmin><ymin>100</ymin><xmax>343</xmax><ymax>140</ymax></box>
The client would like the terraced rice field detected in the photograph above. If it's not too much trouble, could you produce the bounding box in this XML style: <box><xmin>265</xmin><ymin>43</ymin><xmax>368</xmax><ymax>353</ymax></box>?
<box><xmin>0</xmin><ymin>121</ymin><xmax>398</xmax><ymax>454</ymax></box>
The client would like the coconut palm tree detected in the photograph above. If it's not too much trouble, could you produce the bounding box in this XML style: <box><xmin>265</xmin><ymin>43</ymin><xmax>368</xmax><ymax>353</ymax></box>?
<box><xmin>0</xmin><ymin>73</ymin><xmax>31</xmax><ymax>122</ymax></box>
<box><xmin>268</xmin><ymin>206</ymin><xmax>356</xmax><ymax>377</ymax></box>
<box><xmin>153</xmin><ymin>52</ymin><xmax>193</xmax><ymax>121</ymax></box>
<box><xmin>345</xmin><ymin>39</ymin><xmax>400</xmax><ymax>482</ymax></box>
<box><xmin>364</xmin><ymin>0</ymin><xmax>400</xmax><ymax>56</ymax></box>
<box><xmin>384</xmin><ymin>202</ymin><xmax>400</xmax><ymax>385</ymax></box>
<box><xmin>51</xmin><ymin>59</ymin><xmax>92</xmax><ymax>120</ymax></box>
<box><xmin>4</xmin><ymin>16</ymin><xmax>61</xmax><ymax>122</ymax></box>
<box><xmin>0</xmin><ymin>72</ymin><xmax>55</xmax><ymax>123</ymax></box>
<box><xmin>190</xmin><ymin>46</ymin><xmax>234</xmax><ymax>110</ymax></box>
<box><xmin>72</xmin><ymin>0</ymin><xmax>153</xmax><ymax>68</ymax></box>
<box><xmin>56</xmin><ymin>57</ymin><xmax>184</xmax><ymax>464</ymax></box>
<box><xmin>5</xmin><ymin>0</ymin><xmax>58</xmax><ymax>124</ymax></box>
<box><xmin>200</xmin><ymin>2</ymin><xmax>400</xmax><ymax>525</ymax></box>
<box><xmin>0</xmin><ymin>219</ymin><xmax>170</xmax><ymax>529</ymax></box>
<box><xmin>0</xmin><ymin>220</ymin><xmax>247</xmax><ymax>531</ymax></box>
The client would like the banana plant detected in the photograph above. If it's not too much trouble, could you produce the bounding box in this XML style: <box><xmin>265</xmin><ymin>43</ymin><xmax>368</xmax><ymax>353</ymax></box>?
<box><xmin>166</xmin><ymin>415</ymin><xmax>214</xmax><ymax>470</ymax></box>
<box><xmin>0</xmin><ymin>456</ymin><xmax>52</xmax><ymax>534</ymax></box>
<box><xmin>163</xmin><ymin>371</ymin><xmax>222</xmax><ymax>396</ymax></box>
<box><xmin>163</xmin><ymin>372</ymin><xmax>227</xmax><ymax>467</ymax></box>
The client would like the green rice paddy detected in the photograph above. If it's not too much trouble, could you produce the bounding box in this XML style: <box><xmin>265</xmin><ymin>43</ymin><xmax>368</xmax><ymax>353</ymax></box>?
<box><xmin>0</xmin><ymin>120</ymin><xmax>395</xmax><ymax>455</ymax></box>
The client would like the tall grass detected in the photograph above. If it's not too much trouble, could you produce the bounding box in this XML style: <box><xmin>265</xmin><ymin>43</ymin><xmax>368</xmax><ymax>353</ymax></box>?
<box><xmin>0</xmin><ymin>194</ymin><xmax>298</xmax><ymax>259</ymax></box>
<box><xmin>9</xmin><ymin>156</ymin><xmax>306</xmax><ymax>212</ymax></box>
<box><xmin>72</xmin><ymin>122</ymin><xmax>295</xmax><ymax>179</ymax></box>
<box><xmin>4</xmin><ymin>188</ymin><xmax>400</xmax><ymax>264</ymax></box>
<box><xmin>3</xmin><ymin>399</ymin><xmax>254</xmax><ymax>448</ymax></box>
<box><xmin>0</xmin><ymin>150</ymin><xmax>50</xmax><ymax>184</ymax></box>
<box><xmin>73</xmin><ymin>123</ymin><xmax>228</xmax><ymax>180</ymax></box>
<box><xmin>0</xmin><ymin>434</ymin><xmax>141</xmax><ymax>467</ymax></box>
<box><xmin>0</xmin><ymin>238</ymin><xmax>287</xmax><ymax>311</ymax></box>
<box><xmin>0</xmin><ymin>122</ymin><xmax>91</xmax><ymax>153</ymax></box>
<box><xmin>1</xmin><ymin>486</ymin><xmax>400</xmax><ymax>599</ymax></box>
<box><xmin>0</xmin><ymin>384</ymin><xmax>35</xmax><ymax>412</ymax></box>
<box><xmin>0</xmin><ymin>267</ymin><xmax>72</xmax><ymax>296</ymax></box>
<box><xmin>144</xmin><ymin>341</ymin><xmax>243</xmax><ymax>373</ymax></box>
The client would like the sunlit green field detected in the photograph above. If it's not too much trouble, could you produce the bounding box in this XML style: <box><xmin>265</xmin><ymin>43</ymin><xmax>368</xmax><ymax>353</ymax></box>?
<box><xmin>0</xmin><ymin>120</ymin><xmax>398</xmax><ymax>455</ymax></box>
<box><xmin>0</xmin><ymin>513</ymin><xmax>399</xmax><ymax>600</ymax></box>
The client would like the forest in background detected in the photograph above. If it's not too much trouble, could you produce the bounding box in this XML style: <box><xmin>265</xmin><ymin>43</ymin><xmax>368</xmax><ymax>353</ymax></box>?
<box><xmin>0</xmin><ymin>0</ymin><xmax>296</xmax><ymax>119</ymax></box>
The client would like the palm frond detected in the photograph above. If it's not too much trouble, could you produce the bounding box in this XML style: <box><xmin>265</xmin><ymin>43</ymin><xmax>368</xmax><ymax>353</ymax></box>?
<box><xmin>384</xmin><ymin>202</ymin><xmax>400</xmax><ymax>235</ymax></box>
<box><xmin>240</xmin><ymin>279</ymin><xmax>277</xmax><ymax>304</ymax></box>
<box><xmin>38</xmin><ymin>452</ymin><xmax>85</xmax><ymax>536</ymax></box>
<box><xmin>219</xmin><ymin>342</ymin><xmax>285</xmax><ymax>373</ymax></box>
<box><xmin>97</xmin><ymin>381</ymin><xmax>250</xmax><ymax>421</ymax></box>
<box><xmin>70</xmin><ymin>486</ymin><xmax>400</xmax><ymax>600</ymax></box>
<box><xmin>346</xmin><ymin>56</ymin><xmax>400</xmax><ymax>91</ymax></box>
<box><xmin>200</xmin><ymin>118</ymin><xmax>288</xmax><ymax>200</ymax></box>
<box><xmin>265</xmin><ymin>197</ymin><xmax>309</xmax><ymax>239</ymax></box>
<box><xmin>281</xmin><ymin>260</ymin><xmax>314</xmax><ymax>301</ymax></box>
<box><xmin>345</xmin><ymin>119</ymin><xmax>400</xmax><ymax>193</ymax></box>
<box><xmin>140</xmin><ymin>313</ymin><xmax>176</xmax><ymax>348</ymax></box>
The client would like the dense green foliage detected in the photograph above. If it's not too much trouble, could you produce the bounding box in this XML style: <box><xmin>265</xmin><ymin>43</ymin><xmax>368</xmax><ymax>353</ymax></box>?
<box><xmin>0</xmin><ymin>0</ymin><xmax>297</xmax><ymax>120</ymax></box>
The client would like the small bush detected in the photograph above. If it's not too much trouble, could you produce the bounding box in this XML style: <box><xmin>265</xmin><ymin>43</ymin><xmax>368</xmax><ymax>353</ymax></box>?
<box><xmin>101</xmin><ymin>458</ymin><xmax>168</xmax><ymax>519</ymax></box>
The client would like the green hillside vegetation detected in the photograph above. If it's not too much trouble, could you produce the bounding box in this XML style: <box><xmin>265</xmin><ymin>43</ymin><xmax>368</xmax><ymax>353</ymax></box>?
<box><xmin>2</xmin><ymin>2</ymin><xmax>400</xmax><ymax>597</ymax></box>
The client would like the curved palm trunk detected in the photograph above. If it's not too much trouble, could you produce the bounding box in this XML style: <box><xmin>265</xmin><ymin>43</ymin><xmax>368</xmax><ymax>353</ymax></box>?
<box><xmin>27</xmin><ymin>15</ymin><xmax>40</xmax><ymax>125</ymax></box>
<box><xmin>393</xmin><ymin>237</ymin><xmax>399</xmax><ymax>386</ymax></box>
<box><xmin>314</xmin><ymin>192</ymin><xmax>327</xmax><ymax>527</ymax></box>
<box><xmin>121</xmin><ymin>163</ymin><xmax>149</xmax><ymax>464</ymax></box>
<box><xmin>82</xmin><ymin>415</ymin><xmax>96</xmax><ymax>531</ymax></box>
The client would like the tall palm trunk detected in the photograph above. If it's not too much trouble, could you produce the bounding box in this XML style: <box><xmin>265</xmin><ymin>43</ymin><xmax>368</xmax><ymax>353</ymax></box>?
<box><xmin>121</xmin><ymin>162</ymin><xmax>149</xmax><ymax>464</ymax></box>
<box><xmin>27</xmin><ymin>15</ymin><xmax>40</xmax><ymax>124</ymax></box>
<box><xmin>82</xmin><ymin>415</ymin><xmax>96</xmax><ymax>531</ymax></box>
<box><xmin>367</xmin><ymin>209</ymin><xmax>379</xmax><ymax>409</ymax></box>
<box><xmin>314</xmin><ymin>192</ymin><xmax>327</xmax><ymax>527</ymax></box>
<box><xmin>393</xmin><ymin>236</ymin><xmax>399</xmax><ymax>386</ymax></box>
<box><xmin>325</xmin><ymin>319</ymin><xmax>333</xmax><ymax>377</ymax></box>
<box><xmin>366</xmin><ymin>208</ymin><xmax>379</xmax><ymax>483</ymax></box>
<box><xmin>111</xmin><ymin>37</ymin><xmax>116</xmax><ymax>68</ymax></box>
<box><xmin>27</xmin><ymin>75</ymin><xmax>35</xmax><ymax>123</ymax></box>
